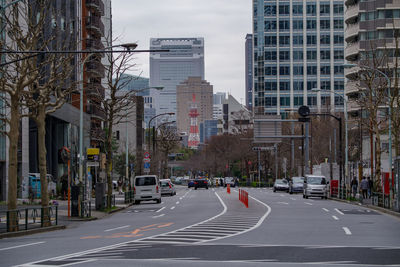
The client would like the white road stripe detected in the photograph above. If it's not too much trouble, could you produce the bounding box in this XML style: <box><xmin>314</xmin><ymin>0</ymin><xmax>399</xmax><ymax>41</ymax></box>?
<box><xmin>305</xmin><ymin>202</ymin><xmax>313</xmax><ymax>205</ymax></box>
<box><xmin>343</xmin><ymin>227</ymin><xmax>352</xmax><ymax>235</ymax></box>
<box><xmin>104</xmin><ymin>225</ymin><xmax>130</xmax><ymax>232</ymax></box>
<box><xmin>156</xmin><ymin>207</ymin><xmax>165</xmax><ymax>213</ymax></box>
<box><xmin>170</xmin><ymin>206</ymin><xmax>175</xmax><ymax>210</ymax></box>
<box><xmin>332</xmin><ymin>216</ymin><xmax>339</xmax><ymax>221</ymax></box>
<box><xmin>335</xmin><ymin>208</ymin><xmax>344</xmax><ymax>215</ymax></box>
<box><xmin>0</xmin><ymin>241</ymin><xmax>45</xmax><ymax>251</ymax></box>
<box><xmin>290</xmin><ymin>198</ymin><xmax>296</xmax><ymax>201</ymax></box>
<box><xmin>152</xmin><ymin>214</ymin><xmax>165</xmax><ymax>218</ymax></box>
<box><xmin>176</xmin><ymin>201</ymin><xmax>180</xmax><ymax>204</ymax></box>
<box><xmin>322</xmin><ymin>208</ymin><xmax>329</xmax><ymax>212</ymax></box>
<box><xmin>179</xmin><ymin>197</ymin><xmax>183</xmax><ymax>200</ymax></box>
<box><xmin>277</xmin><ymin>202</ymin><xmax>289</xmax><ymax>205</ymax></box>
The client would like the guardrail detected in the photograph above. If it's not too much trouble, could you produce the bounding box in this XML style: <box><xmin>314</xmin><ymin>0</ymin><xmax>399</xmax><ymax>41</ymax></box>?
<box><xmin>124</xmin><ymin>191</ymin><xmax>134</xmax><ymax>204</ymax></box>
<box><xmin>0</xmin><ymin>206</ymin><xmax>58</xmax><ymax>233</ymax></box>
<box><xmin>103</xmin><ymin>194</ymin><xmax>116</xmax><ymax>208</ymax></box>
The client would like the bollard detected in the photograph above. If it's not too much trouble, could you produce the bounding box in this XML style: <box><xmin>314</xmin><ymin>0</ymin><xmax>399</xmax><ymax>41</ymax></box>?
<box><xmin>245</xmin><ymin>191</ymin><xmax>249</xmax><ymax>208</ymax></box>
<box><xmin>227</xmin><ymin>184</ymin><xmax>231</xmax><ymax>194</ymax></box>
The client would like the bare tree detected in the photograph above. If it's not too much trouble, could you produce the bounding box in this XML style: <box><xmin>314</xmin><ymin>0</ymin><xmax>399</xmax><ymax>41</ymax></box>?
<box><xmin>156</xmin><ymin>125</ymin><xmax>179</xmax><ymax>179</ymax></box>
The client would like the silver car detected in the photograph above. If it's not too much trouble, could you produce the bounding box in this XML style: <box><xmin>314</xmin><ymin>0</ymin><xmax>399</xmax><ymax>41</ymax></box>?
<box><xmin>160</xmin><ymin>179</ymin><xmax>176</xmax><ymax>196</ymax></box>
<box><xmin>303</xmin><ymin>175</ymin><xmax>328</xmax><ymax>199</ymax></box>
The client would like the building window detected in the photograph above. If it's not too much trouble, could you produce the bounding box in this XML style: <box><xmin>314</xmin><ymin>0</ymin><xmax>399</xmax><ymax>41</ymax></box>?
<box><xmin>265</xmin><ymin>36</ymin><xmax>277</xmax><ymax>46</ymax></box>
<box><xmin>265</xmin><ymin>66</ymin><xmax>277</xmax><ymax>75</ymax></box>
<box><xmin>265</xmin><ymin>50</ymin><xmax>277</xmax><ymax>60</ymax></box>
<box><xmin>279</xmin><ymin>3</ymin><xmax>290</xmax><ymax>15</ymax></box>
<box><xmin>320</xmin><ymin>4</ymin><xmax>330</xmax><ymax>16</ymax></box>
<box><xmin>307</xmin><ymin>35</ymin><xmax>317</xmax><ymax>45</ymax></box>
<box><xmin>307</xmin><ymin>50</ymin><xmax>317</xmax><ymax>60</ymax></box>
<box><xmin>294</xmin><ymin>96</ymin><xmax>304</xmax><ymax>106</ymax></box>
<box><xmin>320</xmin><ymin>50</ymin><xmax>330</xmax><ymax>60</ymax></box>
<box><xmin>334</xmin><ymin>50</ymin><xmax>344</xmax><ymax>60</ymax></box>
<box><xmin>280</xmin><ymin>81</ymin><xmax>290</xmax><ymax>91</ymax></box>
<box><xmin>307</xmin><ymin>19</ymin><xmax>317</xmax><ymax>30</ymax></box>
<box><xmin>265</xmin><ymin>80</ymin><xmax>277</xmax><ymax>91</ymax></box>
<box><xmin>334</xmin><ymin>34</ymin><xmax>344</xmax><ymax>44</ymax></box>
<box><xmin>280</xmin><ymin>66</ymin><xmax>290</xmax><ymax>76</ymax></box>
<box><xmin>293</xmin><ymin>50</ymin><xmax>303</xmax><ymax>61</ymax></box>
<box><xmin>292</xmin><ymin>4</ymin><xmax>303</xmax><ymax>15</ymax></box>
<box><xmin>321</xmin><ymin>96</ymin><xmax>331</xmax><ymax>106</ymax></box>
<box><xmin>320</xmin><ymin>19</ymin><xmax>330</xmax><ymax>30</ymax></box>
<box><xmin>321</xmin><ymin>80</ymin><xmax>331</xmax><ymax>90</ymax></box>
<box><xmin>293</xmin><ymin>80</ymin><xmax>304</xmax><ymax>91</ymax></box>
<box><xmin>307</xmin><ymin>80</ymin><xmax>317</xmax><ymax>90</ymax></box>
<box><xmin>264</xmin><ymin>4</ymin><xmax>276</xmax><ymax>16</ymax></box>
<box><xmin>335</xmin><ymin>96</ymin><xmax>344</xmax><ymax>106</ymax></box>
<box><xmin>321</xmin><ymin>34</ymin><xmax>330</xmax><ymax>45</ymax></box>
<box><xmin>265</xmin><ymin>96</ymin><xmax>277</xmax><ymax>107</ymax></box>
<box><xmin>308</xmin><ymin>96</ymin><xmax>317</xmax><ymax>106</ymax></box>
<box><xmin>264</xmin><ymin>20</ymin><xmax>277</xmax><ymax>31</ymax></box>
<box><xmin>321</xmin><ymin>65</ymin><xmax>330</xmax><ymax>75</ymax></box>
<box><xmin>334</xmin><ymin>19</ymin><xmax>344</xmax><ymax>29</ymax></box>
<box><xmin>280</xmin><ymin>97</ymin><xmax>290</xmax><ymax>106</ymax></box>
<box><xmin>333</xmin><ymin>3</ymin><xmax>343</xmax><ymax>15</ymax></box>
<box><xmin>293</xmin><ymin>65</ymin><xmax>304</xmax><ymax>75</ymax></box>
<box><xmin>279</xmin><ymin>50</ymin><xmax>290</xmax><ymax>61</ymax></box>
<box><xmin>307</xmin><ymin>3</ymin><xmax>316</xmax><ymax>16</ymax></box>
<box><xmin>293</xmin><ymin>35</ymin><xmax>303</xmax><ymax>46</ymax></box>
<box><xmin>307</xmin><ymin>65</ymin><xmax>317</xmax><ymax>75</ymax></box>
<box><xmin>334</xmin><ymin>65</ymin><xmax>344</xmax><ymax>75</ymax></box>
<box><xmin>293</xmin><ymin>20</ymin><xmax>303</xmax><ymax>30</ymax></box>
<box><xmin>279</xmin><ymin>35</ymin><xmax>290</xmax><ymax>46</ymax></box>
<box><xmin>279</xmin><ymin>20</ymin><xmax>290</xmax><ymax>31</ymax></box>
<box><xmin>334</xmin><ymin>80</ymin><xmax>344</xmax><ymax>90</ymax></box>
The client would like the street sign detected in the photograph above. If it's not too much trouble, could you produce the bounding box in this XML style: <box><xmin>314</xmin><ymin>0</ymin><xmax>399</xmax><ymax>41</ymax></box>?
<box><xmin>143</xmin><ymin>158</ymin><xmax>151</xmax><ymax>163</ymax></box>
<box><xmin>252</xmin><ymin>147</ymin><xmax>275</xmax><ymax>151</ymax></box>
<box><xmin>144</xmin><ymin>162</ymin><xmax>150</xmax><ymax>169</ymax></box>
<box><xmin>144</xmin><ymin>151</ymin><xmax>151</xmax><ymax>159</ymax></box>
<box><xmin>87</xmin><ymin>161</ymin><xmax>100</xmax><ymax>167</ymax></box>
<box><xmin>87</xmin><ymin>148</ymin><xmax>100</xmax><ymax>155</ymax></box>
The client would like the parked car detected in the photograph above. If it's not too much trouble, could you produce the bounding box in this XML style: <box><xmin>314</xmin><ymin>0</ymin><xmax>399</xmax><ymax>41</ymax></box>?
<box><xmin>194</xmin><ymin>179</ymin><xmax>208</xmax><ymax>190</ymax></box>
<box><xmin>224</xmin><ymin>177</ymin><xmax>236</xmax><ymax>187</ymax></box>
<box><xmin>289</xmin><ymin>176</ymin><xmax>304</xmax><ymax>194</ymax></box>
<box><xmin>303</xmin><ymin>175</ymin><xmax>328</xmax><ymax>199</ymax></box>
<box><xmin>273</xmin><ymin>179</ymin><xmax>289</xmax><ymax>192</ymax></box>
<box><xmin>160</xmin><ymin>179</ymin><xmax>176</xmax><ymax>196</ymax></box>
<box><xmin>188</xmin><ymin>179</ymin><xmax>195</xmax><ymax>188</ymax></box>
<box><xmin>133</xmin><ymin>175</ymin><xmax>161</xmax><ymax>204</ymax></box>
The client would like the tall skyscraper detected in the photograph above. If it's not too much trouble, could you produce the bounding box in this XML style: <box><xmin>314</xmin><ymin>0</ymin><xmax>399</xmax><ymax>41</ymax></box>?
<box><xmin>252</xmin><ymin>0</ymin><xmax>345</xmax><ymax>115</ymax></box>
<box><xmin>245</xmin><ymin>34</ymin><xmax>253</xmax><ymax>111</ymax></box>
<box><xmin>149</xmin><ymin>38</ymin><xmax>205</xmax><ymax>119</ymax></box>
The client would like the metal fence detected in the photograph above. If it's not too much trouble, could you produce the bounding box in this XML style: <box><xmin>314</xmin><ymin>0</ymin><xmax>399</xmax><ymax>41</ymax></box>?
<box><xmin>124</xmin><ymin>191</ymin><xmax>134</xmax><ymax>204</ymax></box>
<box><xmin>0</xmin><ymin>206</ymin><xmax>58</xmax><ymax>233</ymax></box>
<box><xmin>102</xmin><ymin>194</ymin><xmax>116</xmax><ymax>208</ymax></box>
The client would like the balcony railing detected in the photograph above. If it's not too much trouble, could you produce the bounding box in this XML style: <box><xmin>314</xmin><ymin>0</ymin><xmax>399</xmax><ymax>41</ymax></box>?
<box><xmin>85</xmin><ymin>38</ymin><xmax>104</xmax><ymax>51</ymax></box>
<box><xmin>86</xmin><ymin>15</ymin><xmax>104</xmax><ymax>37</ymax></box>
<box><xmin>345</xmin><ymin>4</ymin><xmax>359</xmax><ymax>22</ymax></box>
<box><xmin>345</xmin><ymin>42</ymin><xmax>359</xmax><ymax>60</ymax></box>
<box><xmin>345</xmin><ymin>23</ymin><xmax>359</xmax><ymax>41</ymax></box>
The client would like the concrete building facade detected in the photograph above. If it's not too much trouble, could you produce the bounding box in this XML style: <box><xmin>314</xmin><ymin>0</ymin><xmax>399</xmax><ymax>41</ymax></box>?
<box><xmin>252</xmin><ymin>0</ymin><xmax>346</xmax><ymax>115</ymax></box>
<box><xmin>176</xmin><ymin>77</ymin><xmax>213</xmax><ymax>136</ymax></box>
<box><xmin>149</xmin><ymin>38</ymin><xmax>205</xmax><ymax>120</ymax></box>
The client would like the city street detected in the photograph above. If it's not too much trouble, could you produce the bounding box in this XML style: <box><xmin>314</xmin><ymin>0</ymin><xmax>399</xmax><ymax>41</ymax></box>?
<box><xmin>0</xmin><ymin>186</ymin><xmax>399</xmax><ymax>267</ymax></box>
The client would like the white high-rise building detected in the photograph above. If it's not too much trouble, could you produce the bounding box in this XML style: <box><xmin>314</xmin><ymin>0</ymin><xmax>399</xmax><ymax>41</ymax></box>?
<box><xmin>149</xmin><ymin>38</ymin><xmax>205</xmax><ymax>121</ymax></box>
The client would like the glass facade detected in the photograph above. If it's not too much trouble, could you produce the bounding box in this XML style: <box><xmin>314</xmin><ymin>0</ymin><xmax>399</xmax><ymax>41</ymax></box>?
<box><xmin>253</xmin><ymin>0</ymin><xmax>345</xmax><ymax>114</ymax></box>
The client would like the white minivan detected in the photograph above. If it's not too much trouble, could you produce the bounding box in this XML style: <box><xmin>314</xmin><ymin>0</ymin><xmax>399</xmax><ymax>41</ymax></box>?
<box><xmin>303</xmin><ymin>175</ymin><xmax>329</xmax><ymax>199</ymax></box>
<box><xmin>133</xmin><ymin>175</ymin><xmax>161</xmax><ymax>204</ymax></box>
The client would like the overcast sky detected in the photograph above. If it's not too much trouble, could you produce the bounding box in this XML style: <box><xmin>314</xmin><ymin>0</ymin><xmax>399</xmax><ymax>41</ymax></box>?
<box><xmin>111</xmin><ymin>0</ymin><xmax>252</xmax><ymax>103</ymax></box>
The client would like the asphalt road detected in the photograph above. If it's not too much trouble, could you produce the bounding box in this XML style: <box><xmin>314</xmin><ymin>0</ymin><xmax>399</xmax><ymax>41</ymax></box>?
<box><xmin>0</xmin><ymin>186</ymin><xmax>399</xmax><ymax>267</ymax></box>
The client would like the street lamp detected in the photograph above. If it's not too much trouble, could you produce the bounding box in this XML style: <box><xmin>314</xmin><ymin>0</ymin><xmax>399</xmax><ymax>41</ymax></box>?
<box><xmin>312</xmin><ymin>88</ymin><xmax>348</xmax><ymax>198</ymax></box>
<box><xmin>344</xmin><ymin>63</ymin><xmax>393</xmax><ymax>207</ymax></box>
<box><xmin>147</xmin><ymin>112</ymin><xmax>175</xmax><ymax>150</ymax></box>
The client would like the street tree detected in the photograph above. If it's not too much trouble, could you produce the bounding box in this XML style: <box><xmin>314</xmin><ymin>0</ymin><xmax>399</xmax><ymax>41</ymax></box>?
<box><xmin>156</xmin><ymin>124</ymin><xmax>179</xmax><ymax>179</ymax></box>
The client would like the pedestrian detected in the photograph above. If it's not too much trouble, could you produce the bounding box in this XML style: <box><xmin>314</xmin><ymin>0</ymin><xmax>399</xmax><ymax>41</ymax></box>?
<box><xmin>118</xmin><ymin>179</ymin><xmax>123</xmax><ymax>194</ymax></box>
<box><xmin>220</xmin><ymin>178</ymin><xmax>224</xmax><ymax>187</ymax></box>
<box><xmin>351</xmin><ymin>178</ymin><xmax>358</xmax><ymax>198</ymax></box>
<box><xmin>235</xmin><ymin>178</ymin><xmax>239</xmax><ymax>187</ymax></box>
<box><xmin>367</xmin><ymin>177</ymin><xmax>373</xmax><ymax>198</ymax></box>
<box><xmin>360</xmin><ymin>176</ymin><xmax>368</xmax><ymax>199</ymax></box>
<box><xmin>28</xmin><ymin>185</ymin><xmax>34</xmax><ymax>204</ymax></box>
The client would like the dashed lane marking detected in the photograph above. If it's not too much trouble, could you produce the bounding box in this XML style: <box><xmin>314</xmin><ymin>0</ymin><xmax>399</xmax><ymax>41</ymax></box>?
<box><xmin>156</xmin><ymin>207</ymin><xmax>165</xmax><ymax>213</ymax></box>
<box><xmin>277</xmin><ymin>202</ymin><xmax>289</xmax><ymax>205</ymax></box>
<box><xmin>305</xmin><ymin>202</ymin><xmax>313</xmax><ymax>205</ymax></box>
<box><xmin>152</xmin><ymin>214</ymin><xmax>165</xmax><ymax>219</ymax></box>
<box><xmin>322</xmin><ymin>208</ymin><xmax>329</xmax><ymax>212</ymax></box>
<box><xmin>335</xmin><ymin>208</ymin><xmax>345</xmax><ymax>215</ymax></box>
<box><xmin>176</xmin><ymin>201</ymin><xmax>180</xmax><ymax>204</ymax></box>
<box><xmin>170</xmin><ymin>206</ymin><xmax>175</xmax><ymax>210</ymax></box>
<box><xmin>332</xmin><ymin>216</ymin><xmax>339</xmax><ymax>221</ymax></box>
<box><xmin>104</xmin><ymin>225</ymin><xmax>130</xmax><ymax>232</ymax></box>
<box><xmin>342</xmin><ymin>227</ymin><xmax>352</xmax><ymax>235</ymax></box>
<box><xmin>0</xmin><ymin>242</ymin><xmax>45</xmax><ymax>251</ymax></box>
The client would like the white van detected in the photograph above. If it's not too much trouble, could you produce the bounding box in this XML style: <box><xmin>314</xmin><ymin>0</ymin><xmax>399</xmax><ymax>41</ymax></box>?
<box><xmin>303</xmin><ymin>175</ymin><xmax>328</xmax><ymax>199</ymax></box>
<box><xmin>133</xmin><ymin>175</ymin><xmax>161</xmax><ymax>204</ymax></box>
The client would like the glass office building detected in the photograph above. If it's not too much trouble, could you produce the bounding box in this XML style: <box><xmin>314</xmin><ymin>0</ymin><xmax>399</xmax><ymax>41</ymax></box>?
<box><xmin>252</xmin><ymin>0</ymin><xmax>345</xmax><ymax>115</ymax></box>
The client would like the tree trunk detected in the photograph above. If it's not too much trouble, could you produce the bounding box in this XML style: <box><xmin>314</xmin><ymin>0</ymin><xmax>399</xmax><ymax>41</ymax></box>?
<box><xmin>7</xmin><ymin>95</ymin><xmax>20</xmax><ymax>232</ymax></box>
<box><xmin>106</xmin><ymin>121</ymin><xmax>113</xmax><ymax>209</ymax></box>
<box><xmin>35</xmin><ymin>106</ymin><xmax>51</xmax><ymax>226</ymax></box>
<box><xmin>374</xmin><ymin>130</ymin><xmax>383</xmax><ymax>192</ymax></box>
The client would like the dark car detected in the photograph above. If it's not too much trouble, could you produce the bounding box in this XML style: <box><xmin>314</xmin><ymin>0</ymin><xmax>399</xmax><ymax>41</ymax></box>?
<box><xmin>194</xmin><ymin>179</ymin><xmax>208</xmax><ymax>190</ymax></box>
<box><xmin>188</xmin><ymin>180</ymin><xmax>195</xmax><ymax>188</ymax></box>
<box><xmin>273</xmin><ymin>179</ymin><xmax>289</xmax><ymax>192</ymax></box>
<box><xmin>289</xmin><ymin>176</ymin><xmax>304</xmax><ymax>194</ymax></box>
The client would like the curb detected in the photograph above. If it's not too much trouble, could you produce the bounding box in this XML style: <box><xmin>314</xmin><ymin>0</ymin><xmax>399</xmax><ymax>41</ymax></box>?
<box><xmin>330</xmin><ymin>197</ymin><xmax>400</xmax><ymax>220</ymax></box>
<box><xmin>0</xmin><ymin>225</ymin><xmax>66</xmax><ymax>239</ymax></box>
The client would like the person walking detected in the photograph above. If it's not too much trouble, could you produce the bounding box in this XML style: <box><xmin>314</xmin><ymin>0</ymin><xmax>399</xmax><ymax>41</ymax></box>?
<box><xmin>360</xmin><ymin>176</ymin><xmax>368</xmax><ymax>199</ymax></box>
<box><xmin>351</xmin><ymin>178</ymin><xmax>358</xmax><ymax>198</ymax></box>
<box><xmin>367</xmin><ymin>177</ymin><xmax>373</xmax><ymax>198</ymax></box>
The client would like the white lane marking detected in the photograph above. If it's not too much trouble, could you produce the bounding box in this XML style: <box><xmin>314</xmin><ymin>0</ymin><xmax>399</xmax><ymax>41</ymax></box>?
<box><xmin>176</xmin><ymin>201</ymin><xmax>180</xmax><ymax>205</ymax></box>
<box><xmin>322</xmin><ymin>208</ymin><xmax>330</xmax><ymax>212</ymax></box>
<box><xmin>290</xmin><ymin>198</ymin><xmax>296</xmax><ymax>201</ymax></box>
<box><xmin>277</xmin><ymin>202</ymin><xmax>289</xmax><ymax>205</ymax></box>
<box><xmin>134</xmin><ymin>210</ymin><xmax>139</xmax><ymax>213</ymax></box>
<box><xmin>305</xmin><ymin>202</ymin><xmax>313</xmax><ymax>205</ymax></box>
<box><xmin>179</xmin><ymin>197</ymin><xmax>183</xmax><ymax>200</ymax></box>
<box><xmin>0</xmin><ymin>241</ymin><xmax>45</xmax><ymax>251</ymax></box>
<box><xmin>343</xmin><ymin>227</ymin><xmax>352</xmax><ymax>235</ymax></box>
<box><xmin>156</xmin><ymin>207</ymin><xmax>165</xmax><ymax>213</ymax></box>
<box><xmin>152</xmin><ymin>214</ymin><xmax>165</xmax><ymax>218</ymax></box>
<box><xmin>170</xmin><ymin>206</ymin><xmax>175</xmax><ymax>210</ymax></box>
<box><xmin>335</xmin><ymin>208</ymin><xmax>344</xmax><ymax>215</ymax></box>
<box><xmin>104</xmin><ymin>225</ymin><xmax>130</xmax><ymax>232</ymax></box>
<box><xmin>332</xmin><ymin>216</ymin><xmax>339</xmax><ymax>221</ymax></box>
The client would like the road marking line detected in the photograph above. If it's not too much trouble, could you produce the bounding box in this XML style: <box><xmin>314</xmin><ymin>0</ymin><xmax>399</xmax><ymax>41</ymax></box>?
<box><xmin>322</xmin><ymin>208</ymin><xmax>330</xmax><ymax>212</ymax></box>
<box><xmin>179</xmin><ymin>197</ymin><xmax>183</xmax><ymax>200</ymax></box>
<box><xmin>343</xmin><ymin>227</ymin><xmax>352</xmax><ymax>235</ymax></box>
<box><xmin>170</xmin><ymin>206</ymin><xmax>175</xmax><ymax>210</ymax></box>
<box><xmin>156</xmin><ymin>207</ymin><xmax>165</xmax><ymax>213</ymax></box>
<box><xmin>104</xmin><ymin>225</ymin><xmax>130</xmax><ymax>232</ymax></box>
<box><xmin>277</xmin><ymin>202</ymin><xmax>289</xmax><ymax>205</ymax></box>
<box><xmin>335</xmin><ymin>208</ymin><xmax>344</xmax><ymax>215</ymax></box>
<box><xmin>152</xmin><ymin>214</ymin><xmax>165</xmax><ymax>218</ymax></box>
<box><xmin>134</xmin><ymin>210</ymin><xmax>139</xmax><ymax>213</ymax></box>
<box><xmin>176</xmin><ymin>201</ymin><xmax>180</xmax><ymax>204</ymax></box>
<box><xmin>290</xmin><ymin>198</ymin><xmax>296</xmax><ymax>201</ymax></box>
<box><xmin>305</xmin><ymin>202</ymin><xmax>313</xmax><ymax>205</ymax></box>
<box><xmin>0</xmin><ymin>241</ymin><xmax>45</xmax><ymax>251</ymax></box>
<box><xmin>332</xmin><ymin>216</ymin><xmax>339</xmax><ymax>221</ymax></box>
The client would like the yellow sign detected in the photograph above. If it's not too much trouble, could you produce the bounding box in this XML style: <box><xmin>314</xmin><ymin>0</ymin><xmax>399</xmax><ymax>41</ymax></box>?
<box><xmin>87</xmin><ymin>148</ymin><xmax>100</xmax><ymax>155</ymax></box>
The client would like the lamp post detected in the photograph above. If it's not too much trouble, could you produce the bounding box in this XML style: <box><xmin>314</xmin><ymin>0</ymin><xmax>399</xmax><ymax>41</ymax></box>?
<box><xmin>312</xmin><ymin>88</ymin><xmax>348</xmax><ymax>198</ymax></box>
<box><xmin>344</xmin><ymin>63</ymin><xmax>393</xmax><ymax>207</ymax></box>
<box><xmin>147</xmin><ymin>113</ymin><xmax>175</xmax><ymax>150</ymax></box>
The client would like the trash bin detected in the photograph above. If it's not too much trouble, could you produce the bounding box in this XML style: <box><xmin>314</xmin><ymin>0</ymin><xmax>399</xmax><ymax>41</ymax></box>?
<box><xmin>71</xmin><ymin>185</ymin><xmax>81</xmax><ymax>217</ymax></box>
